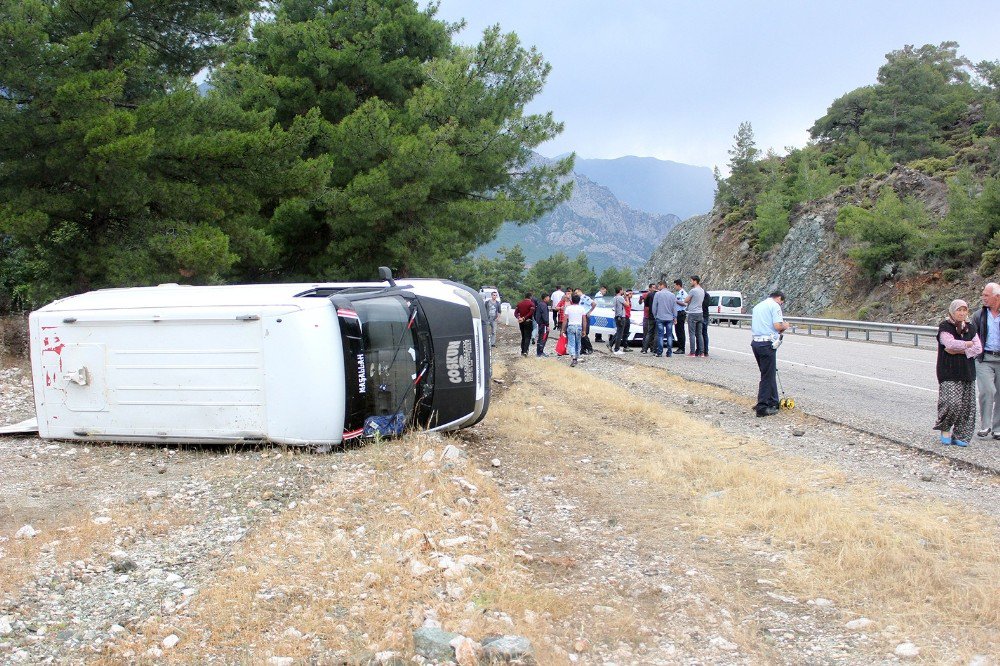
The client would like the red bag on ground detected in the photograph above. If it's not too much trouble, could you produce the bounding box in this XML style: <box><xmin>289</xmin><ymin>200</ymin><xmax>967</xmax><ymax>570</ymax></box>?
<box><xmin>555</xmin><ymin>333</ymin><xmax>568</xmax><ymax>356</ymax></box>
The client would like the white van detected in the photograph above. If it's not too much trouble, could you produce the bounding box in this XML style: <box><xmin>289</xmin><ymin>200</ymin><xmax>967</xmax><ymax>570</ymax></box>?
<box><xmin>29</xmin><ymin>271</ymin><xmax>489</xmax><ymax>447</ymax></box>
<box><xmin>707</xmin><ymin>290</ymin><xmax>744</xmax><ymax>323</ymax></box>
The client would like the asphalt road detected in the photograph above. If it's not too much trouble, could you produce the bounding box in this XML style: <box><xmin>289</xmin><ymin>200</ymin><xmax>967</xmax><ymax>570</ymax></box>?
<box><xmin>654</xmin><ymin>324</ymin><xmax>999</xmax><ymax>472</ymax></box>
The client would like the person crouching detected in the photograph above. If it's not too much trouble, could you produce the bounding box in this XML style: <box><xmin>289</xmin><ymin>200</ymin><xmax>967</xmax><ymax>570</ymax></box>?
<box><xmin>935</xmin><ymin>299</ymin><xmax>982</xmax><ymax>447</ymax></box>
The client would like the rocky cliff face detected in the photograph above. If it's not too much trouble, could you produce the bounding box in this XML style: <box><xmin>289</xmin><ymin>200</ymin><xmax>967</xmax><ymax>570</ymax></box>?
<box><xmin>639</xmin><ymin>166</ymin><xmax>954</xmax><ymax>321</ymax></box>
<box><xmin>480</xmin><ymin>171</ymin><xmax>680</xmax><ymax>272</ymax></box>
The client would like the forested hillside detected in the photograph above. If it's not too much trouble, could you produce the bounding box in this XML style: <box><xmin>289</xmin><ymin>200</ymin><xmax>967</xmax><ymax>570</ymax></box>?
<box><xmin>0</xmin><ymin>0</ymin><xmax>571</xmax><ymax>311</ymax></box>
<box><xmin>646</xmin><ymin>42</ymin><xmax>1000</xmax><ymax>320</ymax></box>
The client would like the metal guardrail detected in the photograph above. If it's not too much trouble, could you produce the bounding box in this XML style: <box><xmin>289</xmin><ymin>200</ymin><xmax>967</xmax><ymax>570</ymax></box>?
<box><xmin>715</xmin><ymin>313</ymin><xmax>937</xmax><ymax>347</ymax></box>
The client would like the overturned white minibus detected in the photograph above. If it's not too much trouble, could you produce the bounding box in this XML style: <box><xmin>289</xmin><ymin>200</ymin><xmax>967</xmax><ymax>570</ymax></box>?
<box><xmin>29</xmin><ymin>271</ymin><xmax>490</xmax><ymax>447</ymax></box>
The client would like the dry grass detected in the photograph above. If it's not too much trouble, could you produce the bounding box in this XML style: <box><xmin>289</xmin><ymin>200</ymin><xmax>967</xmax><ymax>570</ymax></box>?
<box><xmin>107</xmin><ymin>434</ymin><xmax>576</xmax><ymax>663</ymax></box>
<box><xmin>1</xmin><ymin>501</ymin><xmax>199</xmax><ymax>604</ymax></box>
<box><xmin>626</xmin><ymin>362</ymin><xmax>755</xmax><ymax>407</ymax></box>
<box><xmin>494</xmin><ymin>360</ymin><xmax>1000</xmax><ymax>660</ymax></box>
<box><xmin>1</xmin><ymin>512</ymin><xmax>116</xmax><ymax>601</ymax></box>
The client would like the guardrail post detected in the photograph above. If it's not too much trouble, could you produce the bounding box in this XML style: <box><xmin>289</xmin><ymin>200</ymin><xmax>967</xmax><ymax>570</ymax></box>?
<box><xmin>844</xmin><ymin>329</ymin><xmax>849</xmax><ymax>340</ymax></box>
<box><xmin>914</xmin><ymin>334</ymin><xmax>918</xmax><ymax>346</ymax></box>
<box><xmin>865</xmin><ymin>330</ymin><xmax>870</xmax><ymax>341</ymax></box>
<box><xmin>888</xmin><ymin>331</ymin><xmax>893</xmax><ymax>344</ymax></box>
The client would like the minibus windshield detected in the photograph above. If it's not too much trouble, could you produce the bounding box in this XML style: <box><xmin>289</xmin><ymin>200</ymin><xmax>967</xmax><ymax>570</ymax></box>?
<box><xmin>348</xmin><ymin>295</ymin><xmax>420</xmax><ymax>422</ymax></box>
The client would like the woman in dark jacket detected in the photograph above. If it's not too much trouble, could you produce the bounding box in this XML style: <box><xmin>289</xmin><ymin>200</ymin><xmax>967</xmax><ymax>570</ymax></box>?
<box><xmin>935</xmin><ymin>299</ymin><xmax>982</xmax><ymax>446</ymax></box>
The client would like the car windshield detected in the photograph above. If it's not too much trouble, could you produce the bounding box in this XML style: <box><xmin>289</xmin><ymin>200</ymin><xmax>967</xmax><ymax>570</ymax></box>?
<box><xmin>349</xmin><ymin>295</ymin><xmax>419</xmax><ymax>419</ymax></box>
<box><xmin>720</xmin><ymin>296</ymin><xmax>741</xmax><ymax>307</ymax></box>
<box><xmin>707</xmin><ymin>296</ymin><xmax>719</xmax><ymax>306</ymax></box>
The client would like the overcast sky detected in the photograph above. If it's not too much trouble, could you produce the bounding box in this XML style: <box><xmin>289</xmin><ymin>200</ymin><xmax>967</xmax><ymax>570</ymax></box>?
<box><xmin>429</xmin><ymin>0</ymin><xmax>1000</xmax><ymax>173</ymax></box>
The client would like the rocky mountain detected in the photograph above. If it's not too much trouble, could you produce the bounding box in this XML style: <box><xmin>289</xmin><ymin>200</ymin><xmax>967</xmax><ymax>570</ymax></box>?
<box><xmin>571</xmin><ymin>155</ymin><xmax>716</xmax><ymax>219</ymax></box>
<box><xmin>478</xmin><ymin>168</ymin><xmax>681</xmax><ymax>272</ymax></box>
<box><xmin>639</xmin><ymin>166</ymin><xmax>964</xmax><ymax>324</ymax></box>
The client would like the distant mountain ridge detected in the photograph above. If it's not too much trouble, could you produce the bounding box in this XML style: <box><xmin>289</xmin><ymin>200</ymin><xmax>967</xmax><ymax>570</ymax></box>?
<box><xmin>478</xmin><ymin>158</ymin><xmax>680</xmax><ymax>272</ymax></box>
<box><xmin>571</xmin><ymin>156</ymin><xmax>715</xmax><ymax>219</ymax></box>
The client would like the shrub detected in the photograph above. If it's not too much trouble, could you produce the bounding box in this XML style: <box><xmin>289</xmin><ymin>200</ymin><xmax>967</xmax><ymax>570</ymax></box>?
<box><xmin>909</xmin><ymin>156</ymin><xmax>956</xmax><ymax>176</ymax></box>
<box><xmin>979</xmin><ymin>249</ymin><xmax>1000</xmax><ymax>277</ymax></box>
<box><xmin>753</xmin><ymin>188</ymin><xmax>790</xmax><ymax>251</ymax></box>
<box><xmin>836</xmin><ymin>188</ymin><xmax>922</xmax><ymax>279</ymax></box>
<box><xmin>942</xmin><ymin>268</ymin><xmax>964</xmax><ymax>282</ymax></box>
<box><xmin>857</xmin><ymin>301</ymin><xmax>884</xmax><ymax>321</ymax></box>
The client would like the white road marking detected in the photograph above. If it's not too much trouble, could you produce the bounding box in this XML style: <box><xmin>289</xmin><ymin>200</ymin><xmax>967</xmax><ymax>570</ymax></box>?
<box><xmin>711</xmin><ymin>345</ymin><xmax>937</xmax><ymax>393</ymax></box>
<box><xmin>889</xmin><ymin>355</ymin><xmax>935</xmax><ymax>364</ymax></box>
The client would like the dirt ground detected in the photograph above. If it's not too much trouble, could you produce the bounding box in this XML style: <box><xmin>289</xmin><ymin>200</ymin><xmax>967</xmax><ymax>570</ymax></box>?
<box><xmin>1</xmin><ymin>326</ymin><xmax>998</xmax><ymax>664</ymax></box>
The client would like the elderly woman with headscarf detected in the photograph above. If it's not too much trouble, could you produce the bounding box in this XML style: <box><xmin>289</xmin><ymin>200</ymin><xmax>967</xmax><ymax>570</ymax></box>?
<box><xmin>935</xmin><ymin>299</ymin><xmax>982</xmax><ymax>447</ymax></box>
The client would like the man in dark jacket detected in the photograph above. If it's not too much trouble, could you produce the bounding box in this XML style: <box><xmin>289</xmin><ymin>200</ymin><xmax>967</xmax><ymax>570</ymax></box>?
<box><xmin>513</xmin><ymin>292</ymin><xmax>535</xmax><ymax>357</ymax></box>
<box><xmin>534</xmin><ymin>294</ymin><xmax>551</xmax><ymax>357</ymax></box>
<box><xmin>974</xmin><ymin>282</ymin><xmax>1000</xmax><ymax>437</ymax></box>
<box><xmin>641</xmin><ymin>283</ymin><xmax>658</xmax><ymax>353</ymax></box>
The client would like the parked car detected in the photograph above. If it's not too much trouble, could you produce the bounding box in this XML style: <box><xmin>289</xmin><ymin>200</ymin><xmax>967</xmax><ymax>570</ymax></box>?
<box><xmin>30</xmin><ymin>270</ymin><xmax>490</xmax><ymax>448</ymax></box>
<box><xmin>707</xmin><ymin>290</ymin><xmax>744</xmax><ymax>324</ymax></box>
<box><xmin>590</xmin><ymin>294</ymin><xmax>644</xmax><ymax>346</ymax></box>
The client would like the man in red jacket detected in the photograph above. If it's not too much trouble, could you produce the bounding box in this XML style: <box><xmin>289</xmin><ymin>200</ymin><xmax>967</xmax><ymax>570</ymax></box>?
<box><xmin>514</xmin><ymin>292</ymin><xmax>536</xmax><ymax>357</ymax></box>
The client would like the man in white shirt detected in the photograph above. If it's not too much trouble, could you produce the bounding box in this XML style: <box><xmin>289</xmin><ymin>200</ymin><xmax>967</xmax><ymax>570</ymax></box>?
<box><xmin>550</xmin><ymin>285</ymin><xmax>565</xmax><ymax>329</ymax></box>
<box><xmin>562</xmin><ymin>293</ymin><xmax>587</xmax><ymax>367</ymax></box>
<box><xmin>673</xmin><ymin>279</ymin><xmax>688</xmax><ymax>353</ymax></box>
<box><xmin>974</xmin><ymin>282</ymin><xmax>1000</xmax><ymax>437</ymax></box>
<box><xmin>750</xmin><ymin>290</ymin><xmax>789</xmax><ymax>417</ymax></box>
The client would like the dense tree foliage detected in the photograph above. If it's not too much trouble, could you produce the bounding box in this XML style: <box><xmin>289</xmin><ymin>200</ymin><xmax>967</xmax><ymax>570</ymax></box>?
<box><xmin>811</xmin><ymin>43</ymin><xmax>987</xmax><ymax>164</ymax></box>
<box><xmin>215</xmin><ymin>0</ymin><xmax>572</xmax><ymax>281</ymax></box>
<box><xmin>449</xmin><ymin>245</ymin><xmax>527</xmax><ymax>302</ymax></box>
<box><xmin>524</xmin><ymin>252</ymin><xmax>597</xmax><ymax>296</ymax></box>
<box><xmin>596</xmin><ymin>266</ymin><xmax>637</xmax><ymax>293</ymax></box>
<box><xmin>835</xmin><ymin>188</ymin><xmax>927</xmax><ymax>278</ymax></box>
<box><xmin>0</xmin><ymin>0</ymin><xmax>572</xmax><ymax>310</ymax></box>
<box><xmin>0</xmin><ymin>0</ymin><xmax>331</xmax><ymax>307</ymax></box>
<box><xmin>449</xmin><ymin>247</ymin><xmax>613</xmax><ymax>301</ymax></box>
<box><xmin>752</xmin><ymin>188</ymin><xmax>789</xmax><ymax>251</ymax></box>
<box><xmin>714</xmin><ymin>41</ymin><xmax>1000</xmax><ymax>278</ymax></box>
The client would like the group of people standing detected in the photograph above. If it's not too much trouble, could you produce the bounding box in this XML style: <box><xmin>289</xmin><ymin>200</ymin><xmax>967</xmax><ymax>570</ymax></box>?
<box><xmin>639</xmin><ymin>276</ymin><xmax>709</xmax><ymax>357</ymax></box>
<box><xmin>934</xmin><ymin>281</ymin><xmax>1000</xmax><ymax>447</ymax></box>
<box><xmin>509</xmin><ymin>286</ymin><xmax>599</xmax><ymax>366</ymax></box>
<box><xmin>495</xmin><ymin>277</ymin><xmax>715</xmax><ymax>367</ymax></box>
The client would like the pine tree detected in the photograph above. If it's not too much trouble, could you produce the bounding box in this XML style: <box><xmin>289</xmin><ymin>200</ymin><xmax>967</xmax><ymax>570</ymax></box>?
<box><xmin>0</xmin><ymin>0</ymin><xmax>328</xmax><ymax>305</ymax></box>
<box><xmin>217</xmin><ymin>0</ymin><xmax>573</xmax><ymax>280</ymax></box>
<box><xmin>726</xmin><ymin>121</ymin><xmax>763</xmax><ymax>210</ymax></box>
